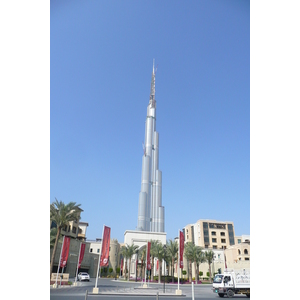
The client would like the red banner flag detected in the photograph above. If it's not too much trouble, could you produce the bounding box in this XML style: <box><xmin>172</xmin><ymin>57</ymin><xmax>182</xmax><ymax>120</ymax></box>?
<box><xmin>60</xmin><ymin>236</ymin><xmax>71</xmax><ymax>268</ymax></box>
<box><xmin>100</xmin><ymin>226</ymin><xmax>111</xmax><ymax>267</ymax></box>
<box><xmin>179</xmin><ymin>231</ymin><xmax>184</xmax><ymax>269</ymax></box>
<box><xmin>156</xmin><ymin>259</ymin><xmax>159</xmax><ymax>271</ymax></box>
<box><xmin>78</xmin><ymin>243</ymin><xmax>86</xmax><ymax>269</ymax></box>
<box><xmin>147</xmin><ymin>242</ymin><xmax>151</xmax><ymax>270</ymax></box>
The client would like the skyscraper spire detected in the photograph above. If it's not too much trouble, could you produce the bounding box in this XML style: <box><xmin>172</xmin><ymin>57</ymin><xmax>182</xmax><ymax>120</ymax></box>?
<box><xmin>150</xmin><ymin>59</ymin><xmax>156</xmax><ymax>108</ymax></box>
<box><xmin>153</xmin><ymin>58</ymin><xmax>155</xmax><ymax>74</ymax></box>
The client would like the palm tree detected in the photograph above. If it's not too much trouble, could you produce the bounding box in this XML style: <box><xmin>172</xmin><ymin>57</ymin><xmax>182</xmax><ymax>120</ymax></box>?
<box><xmin>138</xmin><ymin>246</ymin><xmax>146</xmax><ymax>281</ymax></box>
<box><xmin>50</xmin><ymin>199</ymin><xmax>81</xmax><ymax>278</ymax></box>
<box><xmin>150</xmin><ymin>240</ymin><xmax>159</xmax><ymax>281</ymax></box>
<box><xmin>193</xmin><ymin>246</ymin><xmax>204</xmax><ymax>284</ymax></box>
<box><xmin>196</xmin><ymin>250</ymin><xmax>206</xmax><ymax>283</ymax></box>
<box><xmin>121</xmin><ymin>244</ymin><xmax>139</xmax><ymax>281</ymax></box>
<box><xmin>205</xmin><ymin>250</ymin><xmax>214</xmax><ymax>283</ymax></box>
<box><xmin>166</xmin><ymin>239</ymin><xmax>178</xmax><ymax>283</ymax></box>
<box><xmin>184</xmin><ymin>242</ymin><xmax>203</xmax><ymax>283</ymax></box>
<box><xmin>155</xmin><ymin>242</ymin><xmax>166</xmax><ymax>283</ymax></box>
<box><xmin>184</xmin><ymin>242</ymin><xmax>194</xmax><ymax>282</ymax></box>
<box><xmin>50</xmin><ymin>227</ymin><xmax>58</xmax><ymax>249</ymax></box>
<box><xmin>121</xmin><ymin>246</ymin><xmax>129</xmax><ymax>279</ymax></box>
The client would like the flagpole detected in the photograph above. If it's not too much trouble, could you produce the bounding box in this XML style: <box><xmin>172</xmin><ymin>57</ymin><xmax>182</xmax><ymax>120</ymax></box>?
<box><xmin>55</xmin><ymin>235</ymin><xmax>65</xmax><ymax>287</ymax></box>
<box><xmin>178</xmin><ymin>229</ymin><xmax>180</xmax><ymax>290</ymax></box>
<box><xmin>75</xmin><ymin>242</ymin><xmax>82</xmax><ymax>284</ymax></box>
<box><xmin>60</xmin><ymin>267</ymin><xmax>64</xmax><ymax>287</ymax></box>
<box><xmin>94</xmin><ymin>225</ymin><xmax>105</xmax><ymax>293</ymax></box>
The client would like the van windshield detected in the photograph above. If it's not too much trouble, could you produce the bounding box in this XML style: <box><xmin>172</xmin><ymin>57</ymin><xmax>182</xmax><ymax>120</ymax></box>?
<box><xmin>213</xmin><ymin>275</ymin><xmax>223</xmax><ymax>283</ymax></box>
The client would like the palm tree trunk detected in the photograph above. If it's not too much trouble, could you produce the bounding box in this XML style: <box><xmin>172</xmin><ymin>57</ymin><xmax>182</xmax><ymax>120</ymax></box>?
<box><xmin>172</xmin><ymin>258</ymin><xmax>174</xmax><ymax>283</ymax></box>
<box><xmin>50</xmin><ymin>227</ymin><xmax>61</xmax><ymax>279</ymax></box>
<box><xmin>194</xmin><ymin>260</ymin><xmax>197</xmax><ymax>284</ymax></box>
<box><xmin>189</xmin><ymin>261</ymin><xmax>192</xmax><ymax>282</ymax></box>
<box><xmin>141</xmin><ymin>260</ymin><xmax>144</xmax><ymax>282</ymax></box>
<box><xmin>158</xmin><ymin>260</ymin><xmax>161</xmax><ymax>283</ymax></box>
<box><xmin>128</xmin><ymin>258</ymin><xmax>131</xmax><ymax>281</ymax></box>
<box><xmin>151</xmin><ymin>257</ymin><xmax>154</xmax><ymax>281</ymax></box>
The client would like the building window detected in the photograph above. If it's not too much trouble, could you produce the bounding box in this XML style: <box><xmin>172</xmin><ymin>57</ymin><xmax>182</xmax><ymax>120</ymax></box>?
<box><xmin>213</xmin><ymin>245</ymin><xmax>217</xmax><ymax>249</ymax></box>
<box><xmin>211</xmin><ymin>231</ymin><xmax>216</xmax><ymax>236</ymax></box>
<box><xmin>205</xmin><ymin>245</ymin><xmax>208</xmax><ymax>248</ymax></box>
<box><xmin>72</xmin><ymin>226</ymin><xmax>77</xmax><ymax>234</ymax></box>
<box><xmin>245</xmin><ymin>257</ymin><xmax>249</xmax><ymax>261</ymax></box>
<box><xmin>238</xmin><ymin>239</ymin><xmax>241</xmax><ymax>244</ymax></box>
<box><xmin>212</xmin><ymin>238</ymin><xmax>217</xmax><ymax>243</ymax></box>
<box><xmin>220</xmin><ymin>232</ymin><xmax>225</xmax><ymax>236</ymax></box>
<box><xmin>221</xmin><ymin>239</ymin><xmax>226</xmax><ymax>243</ymax></box>
<box><xmin>244</xmin><ymin>249</ymin><xmax>248</xmax><ymax>255</ymax></box>
<box><xmin>238</xmin><ymin>249</ymin><xmax>241</xmax><ymax>255</ymax></box>
<box><xmin>90</xmin><ymin>248</ymin><xmax>93</xmax><ymax>253</ymax></box>
<box><xmin>97</xmin><ymin>249</ymin><xmax>100</xmax><ymax>253</ymax></box>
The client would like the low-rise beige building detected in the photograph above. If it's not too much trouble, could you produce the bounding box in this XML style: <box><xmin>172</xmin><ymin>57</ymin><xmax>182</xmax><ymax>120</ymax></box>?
<box><xmin>78</xmin><ymin>222</ymin><xmax>89</xmax><ymax>241</ymax></box>
<box><xmin>178</xmin><ymin>220</ymin><xmax>249</xmax><ymax>280</ymax></box>
<box><xmin>224</xmin><ymin>239</ymin><xmax>250</xmax><ymax>263</ymax></box>
<box><xmin>183</xmin><ymin>219</ymin><xmax>236</xmax><ymax>249</ymax></box>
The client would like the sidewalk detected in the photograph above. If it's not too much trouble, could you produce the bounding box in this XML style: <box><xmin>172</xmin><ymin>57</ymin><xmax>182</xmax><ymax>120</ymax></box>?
<box><xmin>90</xmin><ymin>286</ymin><xmax>185</xmax><ymax>297</ymax></box>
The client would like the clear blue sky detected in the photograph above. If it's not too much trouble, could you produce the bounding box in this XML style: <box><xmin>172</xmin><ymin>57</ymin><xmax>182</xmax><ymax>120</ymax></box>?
<box><xmin>50</xmin><ymin>0</ymin><xmax>250</xmax><ymax>242</ymax></box>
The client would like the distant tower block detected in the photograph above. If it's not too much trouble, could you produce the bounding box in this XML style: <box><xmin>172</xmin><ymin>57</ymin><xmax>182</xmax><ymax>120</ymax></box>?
<box><xmin>137</xmin><ymin>60</ymin><xmax>165</xmax><ymax>233</ymax></box>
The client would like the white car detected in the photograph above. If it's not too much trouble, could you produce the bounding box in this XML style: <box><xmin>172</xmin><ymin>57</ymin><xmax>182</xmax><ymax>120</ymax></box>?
<box><xmin>78</xmin><ymin>272</ymin><xmax>90</xmax><ymax>281</ymax></box>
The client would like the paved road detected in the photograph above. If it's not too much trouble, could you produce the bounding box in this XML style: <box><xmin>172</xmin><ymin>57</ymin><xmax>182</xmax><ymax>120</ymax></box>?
<box><xmin>50</xmin><ymin>278</ymin><xmax>249</xmax><ymax>300</ymax></box>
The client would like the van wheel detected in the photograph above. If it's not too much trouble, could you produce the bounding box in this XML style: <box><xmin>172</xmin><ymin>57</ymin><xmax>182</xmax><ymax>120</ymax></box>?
<box><xmin>227</xmin><ymin>289</ymin><xmax>234</xmax><ymax>298</ymax></box>
<box><xmin>218</xmin><ymin>293</ymin><xmax>224</xmax><ymax>297</ymax></box>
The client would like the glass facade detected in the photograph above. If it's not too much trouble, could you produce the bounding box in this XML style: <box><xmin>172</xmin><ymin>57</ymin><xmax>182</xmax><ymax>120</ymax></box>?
<box><xmin>191</xmin><ymin>225</ymin><xmax>195</xmax><ymax>244</ymax></box>
<box><xmin>227</xmin><ymin>224</ymin><xmax>235</xmax><ymax>245</ymax></box>
<box><xmin>203</xmin><ymin>222</ymin><xmax>209</xmax><ymax>244</ymax></box>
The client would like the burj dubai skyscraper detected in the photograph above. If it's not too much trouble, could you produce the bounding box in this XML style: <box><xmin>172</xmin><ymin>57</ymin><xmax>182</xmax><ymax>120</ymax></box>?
<box><xmin>137</xmin><ymin>61</ymin><xmax>165</xmax><ymax>233</ymax></box>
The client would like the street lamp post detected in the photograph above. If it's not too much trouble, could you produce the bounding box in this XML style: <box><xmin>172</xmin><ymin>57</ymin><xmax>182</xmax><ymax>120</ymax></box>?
<box><xmin>135</xmin><ymin>251</ymin><xmax>138</xmax><ymax>282</ymax></box>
